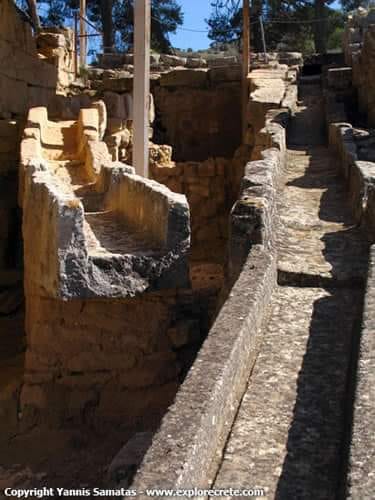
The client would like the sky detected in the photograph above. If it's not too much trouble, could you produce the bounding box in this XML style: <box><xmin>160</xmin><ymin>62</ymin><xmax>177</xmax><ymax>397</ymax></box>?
<box><xmin>169</xmin><ymin>0</ymin><xmax>212</xmax><ymax>50</ymax></box>
<box><xmin>170</xmin><ymin>0</ymin><xmax>343</xmax><ymax>51</ymax></box>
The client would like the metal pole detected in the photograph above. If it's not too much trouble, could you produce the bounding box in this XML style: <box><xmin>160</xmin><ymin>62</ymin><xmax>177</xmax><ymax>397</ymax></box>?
<box><xmin>260</xmin><ymin>15</ymin><xmax>268</xmax><ymax>64</ymax></box>
<box><xmin>133</xmin><ymin>0</ymin><xmax>151</xmax><ymax>178</ymax></box>
<box><xmin>242</xmin><ymin>0</ymin><xmax>250</xmax><ymax>144</ymax></box>
<box><xmin>80</xmin><ymin>0</ymin><xmax>87</xmax><ymax>70</ymax></box>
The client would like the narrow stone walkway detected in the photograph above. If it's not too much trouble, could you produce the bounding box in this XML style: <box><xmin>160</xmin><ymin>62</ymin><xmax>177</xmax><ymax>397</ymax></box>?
<box><xmin>213</xmin><ymin>85</ymin><xmax>369</xmax><ymax>499</ymax></box>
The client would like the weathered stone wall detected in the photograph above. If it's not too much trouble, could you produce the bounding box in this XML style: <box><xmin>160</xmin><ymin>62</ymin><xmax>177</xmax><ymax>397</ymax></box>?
<box><xmin>329</xmin><ymin>122</ymin><xmax>375</xmax><ymax>240</ymax></box>
<box><xmin>0</xmin><ymin>120</ymin><xmax>20</xmax><ymax>270</ymax></box>
<box><xmin>0</xmin><ymin>0</ymin><xmax>56</xmax><ymax>118</ymax></box>
<box><xmin>244</xmin><ymin>66</ymin><xmax>298</xmax><ymax>157</ymax></box>
<box><xmin>128</xmin><ymin>75</ymin><xmax>294</xmax><ymax>496</ymax></box>
<box><xmin>153</xmin><ymin>68</ymin><xmax>242</xmax><ymax>161</ymax></box>
<box><xmin>328</xmin><ymin>112</ymin><xmax>375</xmax><ymax>499</ymax></box>
<box><xmin>0</xmin><ymin>1</ymin><xmax>74</xmax><ymax>277</ymax></box>
<box><xmin>20</xmin><ymin>292</ymin><xmax>182</xmax><ymax>430</ymax></box>
<box><xmin>36</xmin><ymin>28</ymin><xmax>75</xmax><ymax>92</ymax></box>
<box><xmin>89</xmin><ymin>67</ymin><xmax>242</xmax><ymax>162</ymax></box>
<box><xmin>150</xmin><ymin>154</ymin><xmax>246</xmax><ymax>264</ymax></box>
<box><xmin>344</xmin><ymin>8</ymin><xmax>375</xmax><ymax>125</ymax></box>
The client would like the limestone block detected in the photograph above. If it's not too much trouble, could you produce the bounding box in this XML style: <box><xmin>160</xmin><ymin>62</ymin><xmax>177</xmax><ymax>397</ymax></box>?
<box><xmin>105</xmin><ymin>171</ymin><xmax>190</xmax><ymax>249</ymax></box>
<box><xmin>0</xmin><ymin>74</ymin><xmax>28</xmax><ymax>116</ymax></box>
<box><xmin>160</xmin><ymin>54</ymin><xmax>187</xmax><ymax>67</ymax></box>
<box><xmin>37</xmin><ymin>32</ymin><xmax>66</xmax><ymax>50</ymax></box>
<box><xmin>209</xmin><ymin>65</ymin><xmax>242</xmax><ymax>83</ymax></box>
<box><xmin>117</xmin><ymin>352</ymin><xmax>178</xmax><ymax>389</ymax></box>
<box><xmin>92</xmin><ymin>100</ymin><xmax>107</xmax><ymax>140</ymax></box>
<box><xmin>277</xmin><ymin>52</ymin><xmax>303</xmax><ymax>66</ymax></box>
<box><xmin>77</xmin><ymin>108</ymin><xmax>100</xmax><ymax>155</ymax></box>
<box><xmin>186</xmin><ymin>58</ymin><xmax>207</xmax><ymax>69</ymax></box>
<box><xmin>160</xmin><ymin>69</ymin><xmax>209</xmax><ymax>88</ymax></box>
<box><xmin>207</xmin><ymin>56</ymin><xmax>238</xmax><ymax>67</ymax></box>
<box><xmin>103</xmin><ymin>92</ymin><xmax>127</xmax><ymax>120</ymax></box>
<box><xmin>327</xmin><ymin>67</ymin><xmax>353</xmax><ymax>90</ymax></box>
<box><xmin>66</xmin><ymin>350</ymin><xmax>137</xmax><ymax>373</ymax></box>
<box><xmin>107</xmin><ymin>118</ymin><xmax>128</xmax><ymax>134</ymax></box>
<box><xmin>27</xmin><ymin>86</ymin><xmax>55</xmax><ymax>111</ymax></box>
<box><xmin>20</xmin><ymin>138</ymin><xmax>42</xmax><ymax>165</ymax></box>
<box><xmin>149</xmin><ymin>144</ymin><xmax>174</xmax><ymax>169</ymax></box>
<box><xmin>281</xmin><ymin>85</ymin><xmax>298</xmax><ymax>113</ymax></box>
<box><xmin>85</xmin><ymin>140</ymin><xmax>112</xmax><ymax>180</ymax></box>
<box><xmin>102</xmin><ymin>76</ymin><xmax>133</xmax><ymax>93</ymax></box>
<box><xmin>48</xmin><ymin>94</ymin><xmax>91</xmax><ymax>120</ymax></box>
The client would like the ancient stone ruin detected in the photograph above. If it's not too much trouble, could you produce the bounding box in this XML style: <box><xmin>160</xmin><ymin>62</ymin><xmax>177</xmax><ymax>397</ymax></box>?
<box><xmin>0</xmin><ymin>0</ymin><xmax>374</xmax><ymax>498</ymax></box>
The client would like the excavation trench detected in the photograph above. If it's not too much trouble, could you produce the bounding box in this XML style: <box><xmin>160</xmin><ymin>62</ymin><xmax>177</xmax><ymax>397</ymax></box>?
<box><xmin>213</xmin><ymin>79</ymin><xmax>369</xmax><ymax>498</ymax></box>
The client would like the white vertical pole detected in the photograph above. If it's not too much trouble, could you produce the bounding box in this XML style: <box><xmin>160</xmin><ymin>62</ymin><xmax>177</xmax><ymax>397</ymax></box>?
<box><xmin>133</xmin><ymin>0</ymin><xmax>151</xmax><ymax>178</ymax></box>
<box><xmin>242</xmin><ymin>0</ymin><xmax>250</xmax><ymax>144</ymax></box>
<box><xmin>80</xmin><ymin>0</ymin><xmax>87</xmax><ymax>70</ymax></box>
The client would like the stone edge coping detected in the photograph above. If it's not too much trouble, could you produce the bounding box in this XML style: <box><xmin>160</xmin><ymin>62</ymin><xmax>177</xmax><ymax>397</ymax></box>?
<box><xmin>129</xmin><ymin>246</ymin><xmax>277</xmax><ymax>499</ymax></box>
<box><xmin>128</xmin><ymin>113</ymin><xmax>288</xmax><ymax>498</ymax></box>
<box><xmin>346</xmin><ymin>244</ymin><xmax>375</xmax><ymax>499</ymax></box>
<box><xmin>328</xmin><ymin>121</ymin><xmax>375</xmax><ymax>498</ymax></box>
<box><xmin>328</xmin><ymin>121</ymin><xmax>375</xmax><ymax>237</ymax></box>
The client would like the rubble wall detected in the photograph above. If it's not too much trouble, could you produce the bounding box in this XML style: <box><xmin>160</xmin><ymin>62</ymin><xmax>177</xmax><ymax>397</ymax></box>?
<box><xmin>20</xmin><ymin>292</ymin><xmax>182</xmax><ymax>430</ymax></box>
<box><xmin>89</xmin><ymin>67</ymin><xmax>242</xmax><ymax>162</ymax></box>
<box><xmin>0</xmin><ymin>0</ymin><xmax>74</xmax><ymax>275</ymax></box>
<box><xmin>150</xmin><ymin>154</ymin><xmax>245</xmax><ymax>264</ymax></box>
<box><xmin>0</xmin><ymin>0</ymin><xmax>57</xmax><ymax>118</ymax></box>
<box><xmin>153</xmin><ymin>69</ymin><xmax>242</xmax><ymax>161</ymax></box>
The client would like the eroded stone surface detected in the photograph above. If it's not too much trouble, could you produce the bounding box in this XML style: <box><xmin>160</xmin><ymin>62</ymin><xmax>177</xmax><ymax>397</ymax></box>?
<box><xmin>278</xmin><ymin>147</ymin><xmax>368</xmax><ymax>285</ymax></box>
<box><xmin>214</xmin><ymin>82</ymin><xmax>369</xmax><ymax>500</ymax></box>
<box><xmin>20</xmin><ymin>104</ymin><xmax>191</xmax><ymax>299</ymax></box>
<box><xmin>214</xmin><ymin>286</ymin><xmax>362</xmax><ymax>499</ymax></box>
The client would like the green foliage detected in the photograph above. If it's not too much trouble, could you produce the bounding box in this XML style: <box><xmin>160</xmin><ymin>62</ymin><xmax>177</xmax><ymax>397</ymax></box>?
<box><xmin>340</xmin><ymin>0</ymin><xmax>363</xmax><ymax>12</ymax></box>
<box><xmin>206</xmin><ymin>0</ymin><xmax>349</xmax><ymax>54</ymax></box>
<box><xmin>33</xmin><ymin>0</ymin><xmax>183</xmax><ymax>53</ymax></box>
<box><xmin>327</xmin><ymin>26</ymin><xmax>344</xmax><ymax>49</ymax></box>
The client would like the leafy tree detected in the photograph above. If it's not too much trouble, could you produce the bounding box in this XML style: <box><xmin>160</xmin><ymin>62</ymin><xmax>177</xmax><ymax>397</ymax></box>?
<box><xmin>207</xmin><ymin>0</ymin><xmax>349</xmax><ymax>54</ymax></box>
<box><xmin>340</xmin><ymin>0</ymin><xmax>363</xmax><ymax>12</ymax></box>
<box><xmin>109</xmin><ymin>0</ymin><xmax>184</xmax><ymax>53</ymax></box>
<box><xmin>29</xmin><ymin>0</ymin><xmax>183</xmax><ymax>53</ymax></box>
